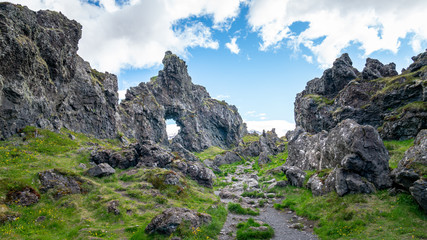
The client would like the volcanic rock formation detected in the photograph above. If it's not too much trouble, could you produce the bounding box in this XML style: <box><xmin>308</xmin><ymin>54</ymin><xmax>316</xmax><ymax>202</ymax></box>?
<box><xmin>286</xmin><ymin>119</ymin><xmax>392</xmax><ymax>196</ymax></box>
<box><xmin>294</xmin><ymin>51</ymin><xmax>426</xmax><ymax>140</ymax></box>
<box><xmin>0</xmin><ymin>3</ymin><xmax>119</xmax><ymax>139</ymax></box>
<box><xmin>118</xmin><ymin>51</ymin><xmax>246</xmax><ymax>152</ymax></box>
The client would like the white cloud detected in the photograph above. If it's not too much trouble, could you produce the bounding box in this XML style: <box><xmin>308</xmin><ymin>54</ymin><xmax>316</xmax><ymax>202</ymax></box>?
<box><xmin>302</xmin><ymin>54</ymin><xmax>313</xmax><ymax>63</ymax></box>
<box><xmin>216</xmin><ymin>95</ymin><xmax>230</xmax><ymax>100</ymax></box>
<box><xmin>245</xmin><ymin>111</ymin><xmax>268</xmax><ymax>120</ymax></box>
<box><xmin>12</xmin><ymin>0</ymin><xmax>245</xmax><ymax>73</ymax></box>
<box><xmin>247</xmin><ymin>0</ymin><xmax>427</xmax><ymax>68</ymax></box>
<box><xmin>245</xmin><ymin>120</ymin><xmax>295</xmax><ymax>137</ymax></box>
<box><xmin>118</xmin><ymin>90</ymin><xmax>127</xmax><ymax>100</ymax></box>
<box><xmin>166</xmin><ymin>123</ymin><xmax>180</xmax><ymax>140</ymax></box>
<box><xmin>225</xmin><ymin>37</ymin><xmax>240</xmax><ymax>54</ymax></box>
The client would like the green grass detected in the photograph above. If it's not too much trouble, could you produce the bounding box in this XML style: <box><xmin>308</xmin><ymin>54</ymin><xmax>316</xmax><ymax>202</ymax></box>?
<box><xmin>273</xmin><ymin>186</ymin><xmax>427</xmax><ymax>240</ymax></box>
<box><xmin>384</xmin><ymin>139</ymin><xmax>414</xmax><ymax>169</ymax></box>
<box><xmin>236</xmin><ymin>218</ymin><xmax>274</xmax><ymax>240</ymax></box>
<box><xmin>0</xmin><ymin>127</ymin><xmax>225</xmax><ymax>239</ymax></box>
<box><xmin>241</xmin><ymin>191</ymin><xmax>265</xmax><ymax>198</ymax></box>
<box><xmin>256</xmin><ymin>150</ymin><xmax>288</xmax><ymax>179</ymax></box>
<box><xmin>193</xmin><ymin>146</ymin><xmax>225</xmax><ymax>161</ymax></box>
<box><xmin>227</xmin><ymin>202</ymin><xmax>259</xmax><ymax>216</ymax></box>
<box><xmin>304</xmin><ymin>94</ymin><xmax>334</xmax><ymax>106</ymax></box>
<box><xmin>241</xmin><ymin>134</ymin><xmax>260</xmax><ymax>144</ymax></box>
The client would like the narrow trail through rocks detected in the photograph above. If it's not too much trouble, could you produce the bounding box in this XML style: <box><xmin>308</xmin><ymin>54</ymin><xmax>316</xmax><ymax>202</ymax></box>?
<box><xmin>216</xmin><ymin>162</ymin><xmax>318</xmax><ymax>240</ymax></box>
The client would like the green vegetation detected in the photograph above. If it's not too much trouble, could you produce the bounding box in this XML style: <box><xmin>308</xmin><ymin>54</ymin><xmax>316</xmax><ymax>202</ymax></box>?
<box><xmin>255</xmin><ymin>150</ymin><xmax>288</xmax><ymax>179</ymax></box>
<box><xmin>236</xmin><ymin>218</ymin><xmax>274</xmax><ymax>240</ymax></box>
<box><xmin>216</xmin><ymin>159</ymin><xmax>245</xmax><ymax>178</ymax></box>
<box><xmin>241</xmin><ymin>134</ymin><xmax>260</xmax><ymax>144</ymax></box>
<box><xmin>373</xmin><ymin>65</ymin><xmax>427</xmax><ymax>98</ymax></box>
<box><xmin>0</xmin><ymin>127</ymin><xmax>225</xmax><ymax>239</ymax></box>
<box><xmin>304</xmin><ymin>94</ymin><xmax>335</xmax><ymax>106</ymax></box>
<box><xmin>241</xmin><ymin>191</ymin><xmax>265</xmax><ymax>198</ymax></box>
<box><xmin>193</xmin><ymin>146</ymin><xmax>225</xmax><ymax>161</ymax></box>
<box><xmin>273</xmin><ymin>186</ymin><xmax>426</xmax><ymax>239</ymax></box>
<box><xmin>227</xmin><ymin>202</ymin><xmax>259</xmax><ymax>216</ymax></box>
<box><xmin>384</xmin><ymin>139</ymin><xmax>414</xmax><ymax>169</ymax></box>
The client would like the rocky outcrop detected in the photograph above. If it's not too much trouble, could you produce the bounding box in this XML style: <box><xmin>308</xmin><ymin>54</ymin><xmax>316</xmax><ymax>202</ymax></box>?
<box><xmin>391</xmin><ymin>129</ymin><xmax>426</xmax><ymax>190</ymax></box>
<box><xmin>119</xmin><ymin>51</ymin><xmax>246</xmax><ymax>152</ymax></box>
<box><xmin>91</xmin><ymin>141</ymin><xmax>215</xmax><ymax>187</ymax></box>
<box><xmin>0</xmin><ymin>3</ymin><xmax>119</xmax><ymax>139</ymax></box>
<box><xmin>86</xmin><ymin>163</ymin><xmax>116</xmax><ymax>177</ymax></box>
<box><xmin>294</xmin><ymin>51</ymin><xmax>426</xmax><ymax>140</ymax></box>
<box><xmin>409</xmin><ymin>180</ymin><xmax>427</xmax><ymax>213</ymax></box>
<box><xmin>283</xmin><ymin>166</ymin><xmax>306</xmax><ymax>188</ymax></box>
<box><xmin>38</xmin><ymin>169</ymin><xmax>91</xmax><ymax>198</ymax></box>
<box><xmin>391</xmin><ymin>129</ymin><xmax>427</xmax><ymax>211</ymax></box>
<box><xmin>145</xmin><ymin>207</ymin><xmax>211</xmax><ymax>235</ymax></box>
<box><xmin>6</xmin><ymin>186</ymin><xmax>40</xmax><ymax>206</ymax></box>
<box><xmin>237</xmin><ymin>129</ymin><xmax>285</xmax><ymax>158</ymax></box>
<box><xmin>286</xmin><ymin>119</ymin><xmax>392</xmax><ymax>196</ymax></box>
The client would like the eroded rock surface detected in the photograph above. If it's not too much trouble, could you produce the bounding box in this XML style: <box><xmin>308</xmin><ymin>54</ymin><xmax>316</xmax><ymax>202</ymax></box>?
<box><xmin>294</xmin><ymin>51</ymin><xmax>426</xmax><ymax>140</ymax></box>
<box><xmin>145</xmin><ymin>207</ymin><xmax>211</xmax><ymax>235</ymax></box>
<box><xmin>6</xmin><ymin>186</ymin><xmax>40</xmax><ymax>206</ymax></box>
<box><xmin>286</xmin><ymin>119</ymin><xmax>391</xmax><ymax>196</ymax></box>
<box><xmin>119</xmin><ymin>51</ymin><xmax>246</xmax><ymax>152</ymax></box>
<box><xmin>38</xmin><ymin>169</ymin><xmax>90</xmax><ymax>198</ymax></box>
<box><xmin>91</xmin><ymin>141</ymin><xmax>215</xmax><ymax>187</ymax></box>
<box><xmin>0</xmin><ymin>3</ymin><xmax>119</xmax><ymax>139</ymax></box>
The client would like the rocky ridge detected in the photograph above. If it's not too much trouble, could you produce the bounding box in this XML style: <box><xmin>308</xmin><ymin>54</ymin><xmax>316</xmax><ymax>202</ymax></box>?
<box><xmin>119</xmin><ymin>51</ymin><xmax>246</xmax><ymax>152</ymax></box>
<box><xmin>295</xmin><ymin>50</ymin><xmax>426</xmax><ymax>140</ymax></box>
<box><xmin>0</xmin><ymin>3</ymin><xmax>246</xmax><ymax>153</ymax></box>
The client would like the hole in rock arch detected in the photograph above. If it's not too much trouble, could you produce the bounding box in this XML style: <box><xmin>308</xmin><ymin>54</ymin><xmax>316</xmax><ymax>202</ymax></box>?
<box><xmin>166</xmin><ymin>119</ymin><xmax>181</xmax><ymax>140</ymax></box>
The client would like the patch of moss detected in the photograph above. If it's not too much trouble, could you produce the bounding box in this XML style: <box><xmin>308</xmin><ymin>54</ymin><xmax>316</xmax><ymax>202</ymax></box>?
<box><xmin>304</xmin><ymin>94</ymin><xmax>334</xmax><ymax>107</ymax></box>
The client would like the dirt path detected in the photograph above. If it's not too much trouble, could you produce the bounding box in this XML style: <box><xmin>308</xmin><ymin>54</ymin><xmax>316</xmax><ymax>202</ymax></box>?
<box><xmin>216</xmin><ymin>162</ymin><xmax>318</xmax><ymax>240</ymax></box>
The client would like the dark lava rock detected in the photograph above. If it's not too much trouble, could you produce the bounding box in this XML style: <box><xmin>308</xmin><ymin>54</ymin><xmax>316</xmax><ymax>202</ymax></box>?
<box><xmin>91</xmin><ymin>141</ymin><xmax>215</xmax><ymax>187</ymax></box>
<box><xmin>213</xmin><ymin>151</ymin><xmax>242</xmax><ymax>166</ymax></box>
<box><xmin>294</xmin><ymin>51</ymin><xmax>426</xmax><ymax>140</ymax></box>
<box><xmin>286</xmin><ymin>119</ymin><xmax>391</xmax><ymax>196</ymax></box>
<box><xmin>38</xmin><ymin>169</ymin><xmax>90</xmax><ymax>198</ymax></box>
<box><xmin>362</xmin><ymin>58</ymin><xmax>398</xmax><ymax>80</ymax></box>
<box><xmin>6</xmin><ymin>186</ymin><xmax>40</xmax><ymax>206</ymax></box>
<box><xmin>145</xmin><ymin>207</ymin><xmax>211</xmax><ymax>235</ymax></box>
<box><xmin>119</xmin><ymin>51</ymin><xmax>246</xmax><ymax>152</ymax></box>
<box><xmin>258</xmin><ymin>152</ymin><xmax>271</xmax><ymax>165</ymax></box>
<box><xmin>409</xmin><ymin>180</ymin><xmax>427</xmax><ymax>213</ymax></box>
<box><xmin>237</xmin><ymin>129</ymin><xmax>285</xmax><ymax>158</ymax></box>
<box><xmin>0</xmin><ymin>3</ymin><xmax>119</xmax><ymax>139</ymax></box>
<box><xmin>391</xmin><ymin>129</ymin><xmax>426</xmax><ymax>190</ymax></box>
<box><xmin>284</xmin><ymin>166</ymin><xmax>306</xmax><ymax>188</ymax></box>
<box><xmin>86</xmin><ymin>163</ymin><xmax>115</xmax><ymax>177</ymax></box>
<box><xmin>107</xmin><ymin>200</ymin><xmax>120</xmax><ymax>215</ymax></box>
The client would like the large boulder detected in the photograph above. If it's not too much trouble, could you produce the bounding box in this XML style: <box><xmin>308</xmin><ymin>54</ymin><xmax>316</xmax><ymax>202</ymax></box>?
<box><xmin>0</xmin><ymin>3</ymin><xmax>119</xmax><ymax>139</ymax></box>
<box><xmin>284</xmin><ymin>166</ymin><xmax>306</xmax><ymax>188</ymax></box>
<box><xmin>213</xmin><ymin>151</ymin><xmax>242</xmax><ymax>166</ymax></box>
<box><xmin>409</xmin><ymin>180</ymin><xmax>427</xmax><ymax>213</ymax></box>
<box><xmin>38</xmin><ymin>169</ymin><xmax>90</xmax><ymax>198</ymax></box>
<box><xmin>86</xmin><ymin>163</ymin><xmax>115</xmax><ymax>177</ymax></box>
<box><xmin>286</xmin><ymin>119</ymin><xmax>392</xmax><ymax>196</ymax></box>
<box><xmin>119</xmin><ymin>51</ymin><xmax>246</xmax><ymax>152</ymax></box>
<box><xmin>145</xmin><ymin>207</ymin><xmax>211</xmax><ymax>235</ymax></box>
<box><xmin>294</xmin><ymin>51</ymin><xmax>426</xmax><ymax>140</ymax></box>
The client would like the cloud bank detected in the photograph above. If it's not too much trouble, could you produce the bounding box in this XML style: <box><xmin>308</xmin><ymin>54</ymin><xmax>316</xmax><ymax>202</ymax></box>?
<box><xmin>245</xmin><ymin>120</ymin><xmax>295</xmax><ymax>137</ymax></box>
<box><xmin>247</xmin><ymin>0</ymin><xmax>427</xmax><ymax>68</ymax></box>
<box><xmin>12</xmin><ymin>0</ymin><xmax>244</xmax><ymax>73</ymax></box>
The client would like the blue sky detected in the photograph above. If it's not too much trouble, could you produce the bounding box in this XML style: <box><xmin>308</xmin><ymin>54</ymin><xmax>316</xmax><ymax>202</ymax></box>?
<box><xmin>13</xmin><ymin>0</ymin><xmax>427</xmax><ymax>136</ymax></box>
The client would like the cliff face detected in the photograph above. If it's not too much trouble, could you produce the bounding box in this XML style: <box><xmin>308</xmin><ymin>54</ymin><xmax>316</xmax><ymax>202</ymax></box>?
<box><xmin>0</xmin><ymin>3</ymin><xmax>119</xmax><ymax>139</ymax></box>
<box><xmin>0</xmin><ymin>3</ymin><xmax>246</xmax><ymax>151</ymax></box>
<box><xmin>119</xmin><ymin>51</ymin><xmax>247</xmax><ymax>152</ymax></box>
<box><xmin>295</xmin><ymin>51</ymin><xmax>427</xmax><ymax>140</ymax></box>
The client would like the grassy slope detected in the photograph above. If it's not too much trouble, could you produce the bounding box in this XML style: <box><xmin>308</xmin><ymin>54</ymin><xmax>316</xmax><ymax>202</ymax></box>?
<box><xmin>0</xmin><ymin>127</ymin><xmax>225</xmax><ymax>239</ymax></box>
